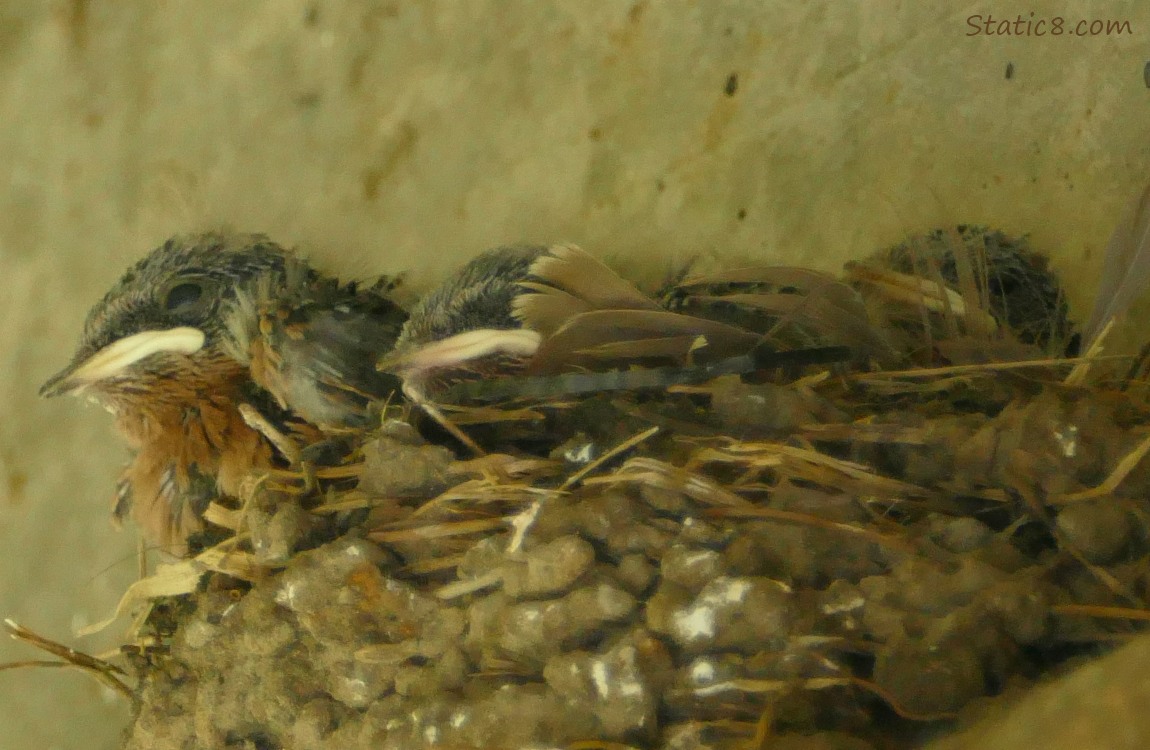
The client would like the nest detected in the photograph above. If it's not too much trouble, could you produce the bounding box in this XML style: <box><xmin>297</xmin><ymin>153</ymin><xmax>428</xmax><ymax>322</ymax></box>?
<box><xmin>12</xmin><ymin>225</ymin><xmax>1150</xmax><ymax>750</ymax></box>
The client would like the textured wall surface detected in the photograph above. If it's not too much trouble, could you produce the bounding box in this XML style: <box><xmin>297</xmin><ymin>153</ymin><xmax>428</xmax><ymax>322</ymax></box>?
<box><xmin>1</xmin><ymin>2</ymin><xmax>1148</xmax><ymax>747</ymax></box>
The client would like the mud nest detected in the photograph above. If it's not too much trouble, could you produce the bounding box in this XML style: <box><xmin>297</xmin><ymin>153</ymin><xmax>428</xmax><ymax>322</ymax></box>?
<box><xmin>35</xmin><ymin>227</ymin><xmax>1150</xmax><ymax>749</ymax></box>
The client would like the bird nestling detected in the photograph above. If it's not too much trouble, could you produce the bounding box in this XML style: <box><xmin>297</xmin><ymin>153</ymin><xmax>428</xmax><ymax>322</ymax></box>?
<box><xmin>380</xmin><ymin>244</ymin><xmax>856</xmax><ymax>447</ymax></box>
<box><xmin>40</xmin><ymin>232</ymin><xmax>407</xmax><ymax>555</ymax></box>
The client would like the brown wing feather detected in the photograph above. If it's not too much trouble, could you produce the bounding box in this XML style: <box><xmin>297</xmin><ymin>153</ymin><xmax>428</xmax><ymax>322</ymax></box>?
<box><xmin>511</xmin><ymin>281</ymin><xmax>595</xmax><ymax>338</ymax></box>
<box><xmin>526</xmin><ymin>244</ymin><xmax>661</xmax><ymax>311</ymax></box>
<box><xmin>567</xmin><ymin>335</ymin><xmax>707</xmax><ymax>361</ymax></box>
<box><xmin>528</xmin><ymin>309</ymin><xmax>760</xmax><ymax>374</ymax></box>
<box><xmin>682</xmin><ymin>278</ymin><xmax>894</xmax><ymax>363</ymax></box>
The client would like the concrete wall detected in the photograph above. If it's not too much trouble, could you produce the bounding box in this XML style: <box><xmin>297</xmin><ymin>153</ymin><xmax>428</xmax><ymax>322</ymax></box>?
<box><xmin>1</xmin><ymin>2</ymin><xmax>1148</xmax><ymax>746</ymax></box>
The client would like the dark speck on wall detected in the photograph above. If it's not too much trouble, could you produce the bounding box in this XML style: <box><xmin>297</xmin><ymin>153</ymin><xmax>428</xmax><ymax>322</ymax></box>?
<box><xmin>1005</xmin><ymin>62</ymin><xmax>1014</xmax><ymax>80</ymax></box>
<box><xmin>1144</xmin><ymin>61</ymin><xmax>1150</xmax><ymax>89</ymax></box>
<box><xmin>724</xmin><ymin>73</ymin><xmax>738</xmax><ymax>96</ymax></box>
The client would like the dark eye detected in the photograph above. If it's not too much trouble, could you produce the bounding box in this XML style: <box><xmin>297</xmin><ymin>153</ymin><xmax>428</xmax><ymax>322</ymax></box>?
<box><xmin>163</xmin><ymin>282</ymin><xmax>205</xmax><ymax>312</ymax></box>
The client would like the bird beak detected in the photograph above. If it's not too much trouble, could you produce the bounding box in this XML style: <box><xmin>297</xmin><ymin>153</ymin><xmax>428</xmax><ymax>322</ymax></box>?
<box><xmin>377</xmin><ymin>329</ymin><xmax>542</xmax><ymax>374</ymax></box>
<box><xmin>39</xmin><ymin>327</ymin><xmax>206</xmax><ymax>398</ymax></box>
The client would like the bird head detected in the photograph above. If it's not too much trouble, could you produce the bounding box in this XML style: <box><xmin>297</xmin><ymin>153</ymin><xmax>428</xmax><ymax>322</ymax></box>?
<box><xmin>39</xmin><ymin>232</ymin><xmax>297</xmax><ymax>411</ymax></box>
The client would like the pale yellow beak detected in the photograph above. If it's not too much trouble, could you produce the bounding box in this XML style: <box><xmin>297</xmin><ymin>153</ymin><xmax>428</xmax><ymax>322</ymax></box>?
<box><xmin>40</xmin><ymin>327</ymin><xmax>206</xmax><ymax>398</ymax></box>
<box><xmin>377</xmin><ymin>328</ymin><xmax>542</xmax><ymax>375</ymax></box>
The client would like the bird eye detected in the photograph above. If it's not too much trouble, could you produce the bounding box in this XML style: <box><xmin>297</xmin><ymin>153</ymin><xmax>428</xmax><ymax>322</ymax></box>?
<box><xmin>163</xmin><ymin>282</ymin><xmax>205</xmax><ymax>313</ymax></box>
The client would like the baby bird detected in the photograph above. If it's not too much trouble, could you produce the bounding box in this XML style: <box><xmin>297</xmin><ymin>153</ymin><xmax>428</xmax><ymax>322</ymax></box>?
<box><xmin>380</xmin><ymin>244</ymin><xmax>853</xmax><ymax>447</ymax></box>
<box><xmin>40</xmin><ymin>233</ymin><xmax>407</xmax><ymax>554</ymax></box>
